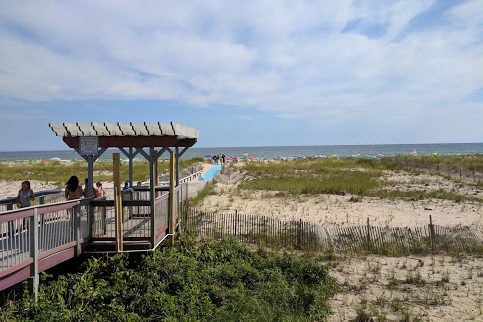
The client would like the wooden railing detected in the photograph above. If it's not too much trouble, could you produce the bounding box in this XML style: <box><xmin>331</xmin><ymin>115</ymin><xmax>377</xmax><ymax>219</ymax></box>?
<box><xmin>0</xmin><ymin>199</ymin><xmax>90</xmax><ymax>298</ymax></box>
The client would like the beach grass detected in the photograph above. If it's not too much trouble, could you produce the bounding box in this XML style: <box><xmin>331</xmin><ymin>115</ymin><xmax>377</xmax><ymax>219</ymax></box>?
<box><xmin>0</xmin><ymin>157</ymin><xmax>203</xmax><ymax>188</ymax></box>
<box><xmin>238</xmin><ymin>157</ymin><xmax>482</xmax><ymax>203</ymax></box>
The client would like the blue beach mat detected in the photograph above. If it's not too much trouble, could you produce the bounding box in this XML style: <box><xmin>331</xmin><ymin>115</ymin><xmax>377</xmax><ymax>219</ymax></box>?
<box><xmin>202</xmin><ymin>165</ymin><xmax>223</xmax><ymax>181</ymax></box>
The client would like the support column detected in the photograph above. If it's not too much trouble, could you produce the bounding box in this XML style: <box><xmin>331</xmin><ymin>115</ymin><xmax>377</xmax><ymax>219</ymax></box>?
<box><xmin>154</xmin><ymin>150</ymin><xmax>159</xmax><ymax>198</ymax></box>
<box><xmin>113</xmin><ymin>153</ymin><xmax>123</xmax><ymax>252</ymax></box>
<box><xmin>129</xmin><ymin>147</ymin><xmax>133</xmax><ymax>187</ymax></box>
<box><xmin>87</xmin><ymin>155</ymin><xmax>94</xmax><ymax>198</ymax></box>
<box><xmin>169</xmin><ymin>150</ymin><xmax>176</xmax><ymax>246</ymax></box>
<box><xmin>29</xmin><ymin>208</ymin><xmax>39</xmax><ymax>302</ymax></box>
<box><xmin>175</xmin><ymin>147</ymin><xmax>180</xmax><ymax>187</ymax></box>
<box><xmin>149</xmin><ymin>148</ymin><xmax>156</xmax><ymax>248</ymax></box>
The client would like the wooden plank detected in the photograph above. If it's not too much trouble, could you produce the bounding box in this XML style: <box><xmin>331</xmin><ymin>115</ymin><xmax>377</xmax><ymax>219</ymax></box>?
<box><xmin>0</xmin><ymin>266</ymin><xmax>30</xmax><ymax>292</ymax></box>
<box><xmin>49</xmin><ymin>123</ymin><xmax>68</xmax><ymax>137</ymax></box>
<box><xmin>104</xmin><ymin>123</ymin><xmax>123</xmax><ymax>136</ymax></box>
<box><xmin>91</xmin><ymin>122</ymin><xmax>110</xmax><ymax>136</ymax></box>
<box><xmin>63</xmin><ymin>136</ymin><xmax>196</xmax><ymax>149</ymax></box>
<box><xmin>144</xmin><ymin>122</ymin><xmax>162</xmax><ymax>136</ymax></box>
<box><xmin>76</xmin><ymin>123</ymin><xmax>97</xmax><ymax>136</ymax></box>
<box><xmin>159</xmin><ymin>122</ymin><xmax>175</xmax><ymax>136</ymax></box>
<box><xmin>130</xmin><ymin>123</ymin><xmax>149</xmax><ymax>136</ymax></box>
<box><xmin>118</xmin><ymin>122</ymin><xmax>136</xmax><ymax>136</ymax></box>
<box><xmin>63</xmin><ymin>123</ymin><xmax>82</xmax><ymax>136</ymax></box>
<box><xmin>171</xmin><ymin>122</ymin><xmax>199</xmax><ymax>139</ymax></box>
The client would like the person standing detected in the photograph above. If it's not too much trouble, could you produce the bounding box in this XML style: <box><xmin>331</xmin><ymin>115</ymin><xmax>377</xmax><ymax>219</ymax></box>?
<box><xmin>222</xmin><ymin>154</ymin><xmax>226</xmax><ymax>164</ymax></box>
<box><xmin>95</xmin><ymin>182</ymin><xmax>106</xmax><ymax>199</ymax></box>
<box><xmin>16</xmin><ymin>181</ymin><xmax>34</xmax><ymax>208</ymax></box>
<box><xmin>65</xmin><ymin>176</ymin><xmax>83</xmax><ymax>200</ymax></box>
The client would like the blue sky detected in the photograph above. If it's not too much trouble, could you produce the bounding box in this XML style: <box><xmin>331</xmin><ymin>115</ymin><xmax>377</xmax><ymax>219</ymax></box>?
<box><xmin>0</xmin><ymin>0</ymin><xmax>482</xmax><ymax>151</ymax></box>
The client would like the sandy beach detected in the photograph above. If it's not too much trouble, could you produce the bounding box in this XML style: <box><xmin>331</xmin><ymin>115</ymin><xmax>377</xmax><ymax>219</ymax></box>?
<box><xmin>196</xmin><ymin>167</ymin><xmax>482</xmax><ymax>228</ymax></box>
<box><xmin>326</xmin><ymin>254</ymin><xmax>482</xmax><ymax>321</ymax></box>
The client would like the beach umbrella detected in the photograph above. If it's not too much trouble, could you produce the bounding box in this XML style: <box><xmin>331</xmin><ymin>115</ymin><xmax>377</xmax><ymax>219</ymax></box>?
<box><xmin>249</xmin><ymin>157</ymin><xmax>255</xmax><ymax>160</ymax></box>
<box><xmin>226</xmin><ymin>157</ymin><xmax>232</xmax><ymax>160</ymax></box>
<box><xmin>204</xmin><ymin>154</ymin><xmax>213</xmax><ymax>158</ymax></box>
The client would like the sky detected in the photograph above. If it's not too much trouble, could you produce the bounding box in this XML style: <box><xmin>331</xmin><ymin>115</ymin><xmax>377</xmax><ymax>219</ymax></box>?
<box><xmin>0</xmin><ymin>0</ymin><xmax>482</xmax><ymax>151</ymax></box>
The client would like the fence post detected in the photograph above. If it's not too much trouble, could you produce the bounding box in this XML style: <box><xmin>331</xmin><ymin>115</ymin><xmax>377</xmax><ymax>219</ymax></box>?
<box><xmin>366</xmin><ymin>217</ymin><xmax>371</xmax><ymax>251</ymax></box>
<box><xmin>101</xmin><ymin>206</ymin><xmax>107</xmax><ymax>235</ymax></box>
<box><xmin>74</xmin><ymin>202</ymin><xmax>81</xmax><ymax>256</ymax></box>
<box><xmin>297</xmin><ymin>219</ymin><xmax>302</xmax><ymax>248</ymax></box>
<box><xmin>429</xmin><ymin>215</ymin><xmax>434</xmax><ymax>251</ymax></box>
<box><xmin>234</xmin><ymin>210</ymin><xmax>237</xmax><ymax>237</ymax></box>
<box><xmin>29</xmin><ymin>208</ymin><xmax>39</xmax><ymax>303</ymax></box>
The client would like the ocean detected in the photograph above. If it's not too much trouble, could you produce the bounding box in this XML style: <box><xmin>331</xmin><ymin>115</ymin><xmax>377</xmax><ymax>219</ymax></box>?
<box><xmin>0</xmin><ymin>143</ymin><xmax>481</xmax><ymax>161</ymax></box>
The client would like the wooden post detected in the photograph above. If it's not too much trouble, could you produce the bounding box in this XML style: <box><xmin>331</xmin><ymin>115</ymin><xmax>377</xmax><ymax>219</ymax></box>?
<box><xmin>169</xmin><ymin>150</ymin><xmax>176</xmax><ymax>246</ymax></box>
<box><xmin>175</xmin><ymin>147</ymin><xmax>180</xmax><ymax>187</ymax></box>
<box><xmin>74</xmin><ymin>202</ymin><xmax>81</xmax><ymax>256</ymax></box>
<box><xmin>113</xmin><ymin>153</ymin><xmax>123</xmax><ymax>252</ymax></box>
<box><xmin>429</xmin><ymin>215</ymin><xmax>434</xmax><ymax>251</ymax></box>
<box><xmin>154</xmin><ymin>150</ymin><xmax>159</xmax><ymax>198</ymax></box>
<box><xmin>298</xmin><ymin>219</ymin><xmax>302</xmax><ymax>248</ymax></box>
<box><xmin>87</xmin><ymin>155</ymin><xmax>94</xmax><ymax>198</ymax></box>
<box><xmin>29</xmin><ymin>208</ymin><xmax>39</xmax><ymax>303</ymax></box>
<box><xmin>149</xmin><ymin>148</ymin><xmax>155</xmax><ymax>248</ymax></box>
<box><xmin>366</xmin><ymin>217</ymin><xmax>371</xmax><ymax>251</ymax></box>
<box><xmin>128</xmin><ymin>147</ymin><xmax>133</xmax><ymax>188</ymax></box>
<box><xmin>234</xmin><ymin>210</ymin><xmax>237</xmax><ymax>236</ymax></box>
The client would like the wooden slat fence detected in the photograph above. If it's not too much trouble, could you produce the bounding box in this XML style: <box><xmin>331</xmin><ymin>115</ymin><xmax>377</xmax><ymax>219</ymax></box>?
<box><xmin>182</xmin><ymin>208</ymin><xmax>483</xmax><ymax>254</ymax></box>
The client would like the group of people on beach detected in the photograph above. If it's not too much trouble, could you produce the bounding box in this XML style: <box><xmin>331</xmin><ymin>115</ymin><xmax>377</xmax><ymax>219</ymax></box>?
<box><xmin>211</xmin><ymin>154</ymin><xmax>226</xmax><ymax>165</ymax></box>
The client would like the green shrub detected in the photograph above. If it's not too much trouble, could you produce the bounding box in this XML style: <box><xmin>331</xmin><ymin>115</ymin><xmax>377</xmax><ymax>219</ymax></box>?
<box><xmin>0</xmin><ymin>235</ymin><xmax>338</xmax><ymax>321</ymax></box>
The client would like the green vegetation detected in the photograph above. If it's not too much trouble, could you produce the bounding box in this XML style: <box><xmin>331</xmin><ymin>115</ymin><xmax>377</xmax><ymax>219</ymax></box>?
<box><xmin>0</xmin><ymin>235</ymin><xmax>338</xmax><ymax>321</ymax></box>
<box><xmin>0</xmin><ymin>158</ymin><xmax>203</xmax><ymax>188</ymax></box>
<box><xmin>237</xmin><ymin>157</ymin><xmax>482</xmax><ymax>203</ymax></box>
<box><xmin>239</xmin><ymin>158</ymin><xmax>386</xmax><ymax>196</ymax></box>
<box><xmin>189</xmin><ymin>182</ymin><xmax>217</xmax><ymax>207</ymax></box>
<box><xmin>388</xmin><ymin>155</ymin><xmax>483</xmax><ymax>177</ymax></box>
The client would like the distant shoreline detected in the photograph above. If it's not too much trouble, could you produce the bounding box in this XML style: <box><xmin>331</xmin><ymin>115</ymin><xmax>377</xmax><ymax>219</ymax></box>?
<box><xmin>0</xmin><ymin>143</ymin><xmax>482</xmax><ymax>161</ymax></box>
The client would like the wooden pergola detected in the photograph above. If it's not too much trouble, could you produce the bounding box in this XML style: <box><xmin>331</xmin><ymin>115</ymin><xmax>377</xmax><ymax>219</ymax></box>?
<box><xmin>49</xmin><ymin>121</ymin><xmax>199</xmax><ymax>251</ymax></box>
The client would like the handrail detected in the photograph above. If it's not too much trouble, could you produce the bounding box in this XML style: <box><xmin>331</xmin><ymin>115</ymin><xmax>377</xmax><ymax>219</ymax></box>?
<box><xmin>1</xmin><ymin>171</ymin><xmax>200</xmax><ymax>208</ymax></box>
<box><xmin>0</xmin><ymin>199</ymin><xmax>90</xmax><ymax>296</ymax></box>
<box><xmin>0</xmin><ymin>189</ymin><xmax>63</xmax><ymax>205</ymax></box>
<box><xmin>0</xmin><ymin>198</ymin><xmax>88</xmax><ymax>221</ymax></box>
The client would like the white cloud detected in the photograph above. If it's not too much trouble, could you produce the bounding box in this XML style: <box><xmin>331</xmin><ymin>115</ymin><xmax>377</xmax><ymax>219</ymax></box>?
<box><xmin>0</xmin><ymin>0</ymin><xmax>481</xmax><ymax>136</ymax></box>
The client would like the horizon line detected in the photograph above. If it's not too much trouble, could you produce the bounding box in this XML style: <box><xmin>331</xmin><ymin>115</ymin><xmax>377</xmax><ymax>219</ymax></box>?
<box><xmin>0</xmin><ymin>141</ymin><xmax>482</xmax><ymax>153</ymax></box>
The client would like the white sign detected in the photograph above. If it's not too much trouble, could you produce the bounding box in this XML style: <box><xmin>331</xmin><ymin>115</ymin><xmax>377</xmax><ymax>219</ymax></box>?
<box><xmin>80</xmin><ymin>136</ymin><xmax>98</xmax><ymax>155</ymax></box>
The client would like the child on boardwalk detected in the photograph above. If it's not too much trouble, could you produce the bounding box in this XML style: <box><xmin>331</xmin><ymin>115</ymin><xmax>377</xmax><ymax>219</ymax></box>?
<box><xmin>16</xmin><ymin>181</ymin><xmax>34</xmax><ymax>208</ymax></box>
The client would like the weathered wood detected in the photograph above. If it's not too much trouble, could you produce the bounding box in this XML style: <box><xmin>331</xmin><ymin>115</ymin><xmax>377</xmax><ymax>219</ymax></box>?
<box><xmin>118</xmin><ymin>122</ymin><xmax>135</xmax><ymax>136</ymax></box>
<box><xmin>76</xmin><ymin>123</ymin><xmax>97</xmax><ymax>136</ymax></box>
<box><xmin>159</xmin><ymin>122</ymin><xmax>175</xmax><ymax>136</ymax></box>
<box><xmin>49</xmin><ymin>123</ymin><xmax>68</xmax><ymax>137</ymax></box>
<box><xmin>91</xmin><ymin>122</ymin><xmax>110</xmax><ymax>136</ymax></box>
<box><xmin>144</xmin><ymin>122</ymin><xmax>162</xmax><ymax>136</ymax></box>
<box><xmin>104</xmin><ymin>123</ymin><xmax>123</xmax><ymax>136</ymax></box>
<box><xmin>131</xmin><ymin>122</ymin><xmax>149</xmax><ymax>136</ymax></box>
<box><xmin>63</xmin><ymin>123</ymin><xmax>82</xmax><ymax>136</ymax></box>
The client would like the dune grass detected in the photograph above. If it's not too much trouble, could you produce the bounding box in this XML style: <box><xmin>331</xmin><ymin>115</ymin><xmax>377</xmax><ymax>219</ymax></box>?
<box><xmin>0</xmin><ymin>158</ymin><xmax>203</xmax><ymax>188</ymax></box>
<box><xmin>238</xmin><ymin>157</ymin><xmax>481</xmax><ymax>203</ymax></box>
